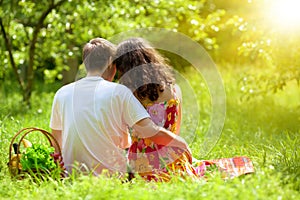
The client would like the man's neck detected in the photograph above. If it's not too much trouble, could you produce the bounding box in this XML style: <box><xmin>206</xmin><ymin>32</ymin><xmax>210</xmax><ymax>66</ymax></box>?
<box><xmin>86</xmin><ymin>71</ymin><xmax>102</xmax><ymax>77</ymax></box>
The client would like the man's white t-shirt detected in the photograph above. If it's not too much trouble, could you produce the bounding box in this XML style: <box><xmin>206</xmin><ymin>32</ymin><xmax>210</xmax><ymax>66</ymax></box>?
<box><xmin>50</xmin><ymin>76</ymin><xmax>149</xmax><ymax>175</ymax></box>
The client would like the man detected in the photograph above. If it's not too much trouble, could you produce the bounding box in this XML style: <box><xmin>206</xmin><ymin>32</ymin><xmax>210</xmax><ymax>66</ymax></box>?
<box><xmin>50</xmin><ymin>38</ymin><xmax>190</xmax><ymax>176</ymax></box>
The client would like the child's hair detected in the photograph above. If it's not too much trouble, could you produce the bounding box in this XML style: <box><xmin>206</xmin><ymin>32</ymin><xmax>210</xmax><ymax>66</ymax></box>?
<box><xmin>114</xmin><ymin>37</ymin><xmax>175</xmax><ymax>102</ymax></box>
<box><xmin>82</xmin><ymin>38</ymin><xmax>116</xmax><ymax>73</ymax></box>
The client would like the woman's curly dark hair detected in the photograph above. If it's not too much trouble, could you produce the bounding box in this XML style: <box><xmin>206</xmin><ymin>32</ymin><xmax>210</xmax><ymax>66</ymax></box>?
<box><xmin>113</xmin><ymin>38</ymin><xmax>175</xmax><ymax>102</ymax></box>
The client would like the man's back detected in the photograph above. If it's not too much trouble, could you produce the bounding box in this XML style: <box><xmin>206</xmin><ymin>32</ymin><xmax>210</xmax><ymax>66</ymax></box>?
<box><xmin>50</xmin><ymin>76</ymin><xmax>149</xmax><ymax>175</ymax></box>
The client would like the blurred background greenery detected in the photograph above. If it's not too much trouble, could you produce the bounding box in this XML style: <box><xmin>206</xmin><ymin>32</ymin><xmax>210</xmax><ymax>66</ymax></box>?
<box><xmin>0</xmin><ymin>0</ymin><xmax>299</xmax><ymax>106</ymax></box>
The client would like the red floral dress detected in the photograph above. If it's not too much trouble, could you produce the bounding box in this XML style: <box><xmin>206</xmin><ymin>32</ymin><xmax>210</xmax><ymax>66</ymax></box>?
<box><xmin>127</xmin><ymin>89</ymin><xmax>255</xmax><ymax>181</ymax></box>
<box><xmin>127</xmin><ymin>92</ymin><xmax>198</xmax><ymax>181</ymax></box>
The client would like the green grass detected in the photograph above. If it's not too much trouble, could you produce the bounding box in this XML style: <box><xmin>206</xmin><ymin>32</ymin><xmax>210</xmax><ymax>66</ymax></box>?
<box><xmin>0</xmin><ymin>66</ymin><xmax>300</xmax><ymax>199</ymax></box>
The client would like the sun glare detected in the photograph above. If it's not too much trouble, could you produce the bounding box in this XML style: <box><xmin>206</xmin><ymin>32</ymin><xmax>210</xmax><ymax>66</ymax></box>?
<box><xmin>268</xmin><ymin>0</ymin><xmax>300</xmax><ymax>30</ymax></box>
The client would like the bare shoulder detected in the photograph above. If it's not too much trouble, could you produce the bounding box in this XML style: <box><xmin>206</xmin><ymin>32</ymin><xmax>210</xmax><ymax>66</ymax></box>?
<box><xmin>174</xmin><ymin>84</ymin><xmax>182</xmax><ymax>101</ymax></box>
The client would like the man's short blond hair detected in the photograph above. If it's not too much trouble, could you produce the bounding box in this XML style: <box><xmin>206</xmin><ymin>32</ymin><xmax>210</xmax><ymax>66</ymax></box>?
<box><xmin>82</xmin><ymin>38</ymin><xmax>116</xmax><ymax>73</ymax></box>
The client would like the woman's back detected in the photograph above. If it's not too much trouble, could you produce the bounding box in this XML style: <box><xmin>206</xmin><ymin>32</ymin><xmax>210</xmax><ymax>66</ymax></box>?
<box><xmin>139</xmin><ymin>84</ymin><xmax>181</xmax><ymax>135</ymax></box>
<box><xmin>127</xmin><ymin>84</ymin><xmax>195</xmax><ymax>181</ymax></box>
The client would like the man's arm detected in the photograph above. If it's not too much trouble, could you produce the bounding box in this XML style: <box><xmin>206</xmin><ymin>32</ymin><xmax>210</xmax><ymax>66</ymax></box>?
<box><xmin>132</xmin><ymin>118</ymin><xmax>192</xmax><ymax>159</ymax></box>
<box><xmin>51</xmin><ymin>129</ymin><xmax>62</xmax><ymax>153</ymax></box>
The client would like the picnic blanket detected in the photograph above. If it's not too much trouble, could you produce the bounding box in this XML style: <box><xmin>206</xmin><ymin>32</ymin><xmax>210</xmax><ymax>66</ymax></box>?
<box><xmin>193</xmin><ymin>156</ymin><xmax>255</xmax><ymax>179</ymax></box>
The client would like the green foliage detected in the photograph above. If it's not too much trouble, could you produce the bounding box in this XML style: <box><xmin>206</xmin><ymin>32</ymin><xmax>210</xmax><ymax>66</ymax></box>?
<box><xmin>0</xmin><ymin>0</ymin><xmax>234</xmax><ymax>103</ymax></box>
<box><xmin>214</xmin><ymin>0</ymin><xmax>300</xmax><ymax>97</ymax></box>
<box><xmin>20</xmin><ymin>144</ymin><xmax>56</xmax><ymax>171</ymax></box>
<box><xmin>1</xmin><ymin>0</ymin><xmax>300</xmax><ymax>104</ymax></box>
<box><xmin>0</xmin><ymin>0</ymin><xmax>68</xmax><ymax>104</ymax></box>
<box><xmin>236</xmin><ymin>29</ymin><xmax>300</xmax><ymax>96</ymax></box>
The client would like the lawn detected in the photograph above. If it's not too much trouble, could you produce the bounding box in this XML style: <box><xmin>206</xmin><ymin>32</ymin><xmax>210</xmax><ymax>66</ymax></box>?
<box><xmin>0</xmin><ymin>66</ymin><xmax>299</xmax><ymax>200</ymax></box>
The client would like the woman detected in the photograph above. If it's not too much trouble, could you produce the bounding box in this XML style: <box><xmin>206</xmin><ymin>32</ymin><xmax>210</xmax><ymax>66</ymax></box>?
<box><xmin>114</xmin><ymin>37</ymin><xmax>254</xmax><ymax>181</ymax></box>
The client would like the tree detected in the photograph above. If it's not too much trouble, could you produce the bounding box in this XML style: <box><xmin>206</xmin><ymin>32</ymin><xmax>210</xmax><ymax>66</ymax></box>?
<box><xmin>0</xmin><ymin>0</ymin><xmax>235</xmax><ymax>105</ymax></box>
<box><xmin>220</xmin><ymin>0</ymin><xmax>300</xmax><ymax>99</ymax></box>
<box><xmin>0</xmin><ymin>0</ymin><xmax>67</xmax><ymax>106</ymax></box>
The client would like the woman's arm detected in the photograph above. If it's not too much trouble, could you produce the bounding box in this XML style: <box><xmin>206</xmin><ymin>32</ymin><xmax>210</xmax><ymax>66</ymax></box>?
<box><xmin>174</xmin><ymin>84</ymin><xmax>182</xmax><ymax>135</ymax></box>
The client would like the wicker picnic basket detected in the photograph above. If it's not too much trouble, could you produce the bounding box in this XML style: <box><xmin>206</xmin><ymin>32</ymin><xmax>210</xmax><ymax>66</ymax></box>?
<box><xmin>8</xmin><ymin>127</ymin><xmax>63</xmax><ymax>178</ymax></box>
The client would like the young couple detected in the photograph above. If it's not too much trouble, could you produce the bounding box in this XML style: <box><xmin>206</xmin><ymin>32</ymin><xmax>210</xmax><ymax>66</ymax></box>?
<box><xmin>50</xmin><ymin>37</ymin><xmax>254</xmax><ymax>181</ymax></box>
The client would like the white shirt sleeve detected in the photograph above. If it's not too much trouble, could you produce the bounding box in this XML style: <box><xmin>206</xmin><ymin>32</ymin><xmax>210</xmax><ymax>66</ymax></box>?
<box><xmin>121</xmin><ymin>87</ymin><xmax>150</xmax><ymax>127</ymax></box>
<box><xmin>50</xmin><ymin>90</ymin><xmax>62</xmax><ymax>130</ymax></box>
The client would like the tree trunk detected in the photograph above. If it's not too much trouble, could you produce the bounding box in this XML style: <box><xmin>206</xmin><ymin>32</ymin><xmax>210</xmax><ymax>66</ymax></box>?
<box><xmin>62</xmin><ymin>45</ymin><xmax>79</xmax><ymax>85</ymax></box>
<box><xmin>62</xmin><ymin>60</ymin><xmax>79</xmax><ymax>85</ymax></box>
<box><xmin>0</xmin><ymin>18</ymin><xmax>25</xmax><ymax>91</ymax></box>
<box><xmin>22</xmin><ymin>0</ymin><xmax>68</xmax><ymax>106</ymax></box>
